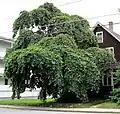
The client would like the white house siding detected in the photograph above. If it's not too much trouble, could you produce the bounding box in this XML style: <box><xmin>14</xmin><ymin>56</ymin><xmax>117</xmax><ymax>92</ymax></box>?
<box><xmin>0</xmin><ymin>39</ymin><xmax>41</xmax><ymax>98</ymax></box>
<box><xmin>0</xmin><ymin>39</ymin><xmax>12</xmax><ymax>98</ymax></box>
<box><xmin>0</xmin><ymin>41</ymin><xmax>11</xmax><ymax>58</ymax></box>
<box><xmin>0</xmin><ymin>85</ymin><xmax>40</xmax><ymax>98</ymax></box>
<box><xmin>0</xmin><ymin>60</ymin><xmax>3</xmax><ymax>68</ymax></box>
<box><xmin>0</xmin><ymin>40</ymin><xmax>11</xmax><ymax>78</ymax></box>
<box><xmin>0</xmin><ymin>77</ymin><xmax>4</xmax><ymax>85</ymax></box>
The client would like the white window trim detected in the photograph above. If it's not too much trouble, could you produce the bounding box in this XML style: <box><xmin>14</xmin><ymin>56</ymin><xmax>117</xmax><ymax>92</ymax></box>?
<box><xmin>102</xmin><ymin>75</ymin><xmax>113</xmax><ymax>86</ymax></box>
<box><xmin>106</xmin><ymin>47</ymin><xmax>114</xmax><ymax>52</ymax></box>
<box><xmin>96</xmin><ymin>31</ymin><xmax>103</xmax><ymax>43</ymax></box>
<box><xmin>106</xmin><ymin>47</ymin><xmax>114</xmax><ymax>56</ymax></box>
<box><xmin>102</xmin><ymin>47</ymin><xmax>114</xmax><ymax>87</ymax></box>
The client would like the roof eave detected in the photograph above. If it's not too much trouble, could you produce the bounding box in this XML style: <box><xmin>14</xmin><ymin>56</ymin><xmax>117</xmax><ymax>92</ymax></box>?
<box><xmin>93</xmin><ymin>22</ymin><xmax>120</xmax><ymax>43</ymax></box>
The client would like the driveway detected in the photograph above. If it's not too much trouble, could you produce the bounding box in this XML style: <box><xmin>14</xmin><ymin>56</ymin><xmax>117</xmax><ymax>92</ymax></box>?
<box><xmin>0</xmin><ymin>108</ymin><xmax>109</xmax><ymax>114</ymax></box>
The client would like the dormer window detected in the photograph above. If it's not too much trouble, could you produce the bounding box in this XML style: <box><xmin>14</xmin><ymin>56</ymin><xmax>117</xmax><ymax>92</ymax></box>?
<box><xmin>96</xmin><ymin>31</ymin><xmax>103</xmax><ymax>43</ymax></box>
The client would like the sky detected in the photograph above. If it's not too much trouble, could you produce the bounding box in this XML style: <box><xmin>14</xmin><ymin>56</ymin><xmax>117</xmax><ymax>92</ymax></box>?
<box><xmin>0</xmin><ymin>0</ymin><xmax>120</xmax><ymax>38</ymax></box>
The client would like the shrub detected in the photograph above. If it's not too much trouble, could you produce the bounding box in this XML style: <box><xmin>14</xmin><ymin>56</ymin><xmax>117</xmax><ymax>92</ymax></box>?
<box><xmin>113</xmin><ymin>65</ymin><xmax>120</xmax><ymax>86</ymax></box>
<box><xmin>110</xmin><ymin>88</ymin><xmax>120</xmax><ymax>103</ymax></box>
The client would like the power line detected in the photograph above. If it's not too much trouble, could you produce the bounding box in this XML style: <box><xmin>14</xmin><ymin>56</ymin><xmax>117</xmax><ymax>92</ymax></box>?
<box><xmin>0</xmin><ymin>31</ymin><xmax>13</xmax><ymax>34</ymax></box>
<box><xmin>0</xmin><ymin>0</ymin><xmax>83</xmax><ymax>21</ymax></box>
<box><xmin>59</xmin><ymin>0</ymin><xmax>83</xmax><ymax>6</ymax></box>
<box><xmin>1</xmin><ymin>21</ymin><xmax>120</xmax><ymax>34</ymax></box>
<box><xmin>0</xmin><ymin>12</ymin><xmax>119</xmax><ymax>33</ymax></box>
<box><xmin>87</xmin><ymin>13</ymin><xmax>119</xmax><ymax>20</ymax></box>
<box><xmin>0</xmin><ymin>1</ymin><xmax>120</xmax><ymax>35</ymax></box>
<box><xmin>101</xmin><ymin>22</ymin><xmax>120</xmax><ymax>27</ymax></box>
<box><xmin>0</xmin><ymin>0</ymin><xmax>119</xmax><ymax>21</ymax></box>
<box><xmin>0</xmin><ymin>17</ymin><xmax>17</xmax><ymax>21</ymax></box>
<box><xmin>1</xmin><ymin>11</ymin><xmax>119</xmax><ymax>22</ymax></box>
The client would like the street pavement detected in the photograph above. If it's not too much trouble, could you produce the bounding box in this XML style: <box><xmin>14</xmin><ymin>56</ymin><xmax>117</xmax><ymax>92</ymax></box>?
<box><xmin>0</xmin><ymin>108</ymin><xmax>110</xmax><ymax>114</ymax></box>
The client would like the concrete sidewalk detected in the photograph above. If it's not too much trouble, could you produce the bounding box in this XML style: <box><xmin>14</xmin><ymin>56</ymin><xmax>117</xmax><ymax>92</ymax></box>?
<box><xmin>0</xmin><ymin>105</ymin><xmax>120</xmax><ymax>113</ymax></box>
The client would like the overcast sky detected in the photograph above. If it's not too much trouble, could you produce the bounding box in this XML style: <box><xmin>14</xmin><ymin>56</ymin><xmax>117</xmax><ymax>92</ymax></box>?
<box><xmin>0</xmin><ymin>0</ymin><xmax>120</xmax><ymax>38</ymax></box>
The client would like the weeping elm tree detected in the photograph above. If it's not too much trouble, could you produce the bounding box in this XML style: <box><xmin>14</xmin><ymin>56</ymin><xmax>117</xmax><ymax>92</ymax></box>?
<box><xmin>4</xmin><ymin>2</ymin><xmax>116</xmax><ymax>102</ymax></box>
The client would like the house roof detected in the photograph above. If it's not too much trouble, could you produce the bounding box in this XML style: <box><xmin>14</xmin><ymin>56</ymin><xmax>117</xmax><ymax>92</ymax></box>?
<box><xmin>0</xmin><ymin>36</ymin><xmax>13</xmax><ymax>43</ymax></box>
<box><xmin>93</xmin><ymin>22</ymin><xmax>120</xmax><ymax>42</ymax></box>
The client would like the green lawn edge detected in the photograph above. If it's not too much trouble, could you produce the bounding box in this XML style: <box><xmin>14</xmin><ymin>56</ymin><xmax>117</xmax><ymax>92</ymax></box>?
<box><xmin>1</xmin><ymin>99</ymin><xmax>119</xmax><ymax>108</ymax></box>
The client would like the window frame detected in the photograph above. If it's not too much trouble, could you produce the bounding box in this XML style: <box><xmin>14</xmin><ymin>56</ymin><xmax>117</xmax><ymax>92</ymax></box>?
<box><xmin>101</xmin><ymin>47</ymin><xmax>114</xmax><ymax>87</ymax></box>
<box><xmin>102</xmin><ymin>75</ymin><xmax>113</xmax><ymax>86</ymax></box>
<box><xmin>96</xmin><ymin>31</ymin><xmax>103</xmax><ymax>43</ymax></box>
<box><xmin>106</xmin><ymin>47</ymin><xmax>114</xmax><ymax>54</ymax></box>
<box><xmin>5</xmin><ymin>79</ymin><xmax>8</xmax><ymax>85</ymax></box>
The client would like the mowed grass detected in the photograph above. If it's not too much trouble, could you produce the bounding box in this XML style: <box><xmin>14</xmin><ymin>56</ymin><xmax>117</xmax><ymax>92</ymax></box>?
<box><xmin>0</xmin><ymin>99</ymin><xmax>107</xmax><ymax>108</ymax></box>
<box><xmin>0</xmin><ymin>98</ymin><xmax>56</xmax><ymax>107</ymax></box>
<box><xmin>0</xmin><ymin>98</ymin><xmax>120</xmax><ymax>108</ymax></box>
<box><xmin>96</xmin><ymin>102</ymin><xmax>120</xmax><ymax>109</ymax></box>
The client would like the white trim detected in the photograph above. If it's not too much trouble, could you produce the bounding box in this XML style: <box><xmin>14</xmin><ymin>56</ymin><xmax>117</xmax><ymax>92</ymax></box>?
<box><xmin>93</xmin><ymin>22</ymin><xmax>120</xmax><ymax>43</ymax></box>
<box><xmin>106</xmin><ymin>47</ymin><xmax>114</xmax><ymax>54</ymax></box>
<box><xmin>102</xmin><ymin>75</ymin><xmax>112</xmax><ymax>86</ymax></box>
<box><xmin>0</xmin><ymin>68</ymin><xmax>4</xmax><ymax>74</ymax></box>
<box><xmin>0</xmin><ymin>57</ymin><xmax>4</xmax><ymax>60</ymax></box>
<box><xmin>106</xmin><ymin>46</ymin><xmax>114</xmax><ymax>50</ymax></box>
<box><xmin>0</xmin><ymin>36</ymin><xmax>13</xmax><ymax>43</ymax></box>
<box><xmin>96</xmin><ymin>31</ymin><xmax>103</xmax><ymax>43</ymax></box>
<box><xmin>0</xmin><ymin>39</ymin><xmax>12</xmax><ymax>43</ymax></box>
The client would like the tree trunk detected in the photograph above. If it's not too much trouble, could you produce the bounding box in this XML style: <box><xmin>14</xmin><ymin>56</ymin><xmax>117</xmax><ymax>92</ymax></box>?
<box><xmin>38</xmin><ymin>87</ymin><xmax>46</xmax><ymax>100</ymax></box>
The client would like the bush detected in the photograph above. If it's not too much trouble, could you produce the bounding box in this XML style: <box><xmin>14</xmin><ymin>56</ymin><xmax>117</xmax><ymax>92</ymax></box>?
<box><xmin>113</xmin><ymin>65</ymin><xmax>120</xmax><ymax>86</ymax></box>
<box><xmin>110</xmin><ymin>88</ymin><xmax>120</xmax><ymax>103</ymax></box>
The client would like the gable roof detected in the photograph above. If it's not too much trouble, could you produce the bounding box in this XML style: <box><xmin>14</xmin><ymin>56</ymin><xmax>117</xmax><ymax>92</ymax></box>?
<box><xmin>0</xmin><ymin>36</ymin><xmax>12</xmax><ymax>43</ymax></box>
<box><xmin>93</xmin><ymin>22</ymin><xmax>120</xmax><ymax>42</ymax></box>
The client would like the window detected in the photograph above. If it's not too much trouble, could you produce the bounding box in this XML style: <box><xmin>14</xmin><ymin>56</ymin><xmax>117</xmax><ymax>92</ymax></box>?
<box><xmin>102</xmin><ymin>75</ymin><xmax>113</xmax><ymax>86</ymax></box>
<box><xmin>5</xmin><ymin>79</ymin><xmax>8</xmax><ymax>85</ymax></box>
<box><xmin>96</xmin><ymin>31</ymin><xmax>103</xmax><ymax>43</ymax></box>
<box><xmin>106</xmin><ymin>47</ymin><xmax>114</xmax><ymax>55</ymax></box>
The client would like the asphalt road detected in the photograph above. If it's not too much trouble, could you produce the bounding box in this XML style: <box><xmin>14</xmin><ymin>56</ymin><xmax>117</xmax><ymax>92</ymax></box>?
<box><xmin>0</xmin><ymin>108</ymin><xmax>111</xmax><ymax>114</ymax></box>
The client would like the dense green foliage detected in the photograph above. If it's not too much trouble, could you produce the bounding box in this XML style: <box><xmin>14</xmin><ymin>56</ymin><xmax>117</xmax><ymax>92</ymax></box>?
<box><xmin>5</xmin><ymin>46</ymin><xmax>62</xmax><ymax>99</ymax></box>
<box><xmin>113</xmin><ymin>65</ymin><xmax>120</xmax><ymax>86</ymax></box>
<box><xmin>110</xmin><ymin>88</ymin><xmax>120</xmax><ymax>104</ymax></box>
<box><xmin>4</xmin><ymin>2</ymin><xmax>116</xmax><ymax>102</ymax></box>
<box><xmin>87</xmin><ymin>47</ymin><xmax>116</xmax><ymax>78</ymax></box>
<box><xmin>12</xmin><ymin>2</ymin><xmax>98</xmax><ymax>49</ymax></box>
<box><xmin>13</xmin><ymin>30</ymin><xmax>41</xmax><ymax>50</ymax></box>
<box><xmin>56</xmin><ymin>49</ymin><xmax>100</xmax><ymax>102</ymax></box>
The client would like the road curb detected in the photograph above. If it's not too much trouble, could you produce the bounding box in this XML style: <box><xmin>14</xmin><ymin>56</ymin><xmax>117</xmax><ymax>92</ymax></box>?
<box><xmin>0</xmin><ymin>105</ymin><xmax>120</xmax><ymax>113</ymax></box>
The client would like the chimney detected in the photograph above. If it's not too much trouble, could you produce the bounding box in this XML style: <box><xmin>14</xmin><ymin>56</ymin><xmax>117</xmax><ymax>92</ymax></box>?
<box><xmin>109</xmin><ymin>21</ymin><xmax>113</xmax><ymax>31</ymax></box>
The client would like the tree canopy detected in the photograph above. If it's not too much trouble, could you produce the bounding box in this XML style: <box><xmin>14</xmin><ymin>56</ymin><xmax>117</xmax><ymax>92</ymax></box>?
<box><xmin>4</xmin><ymin>2</ymin><xmax>116</xmax><ymax>102</ymax></box>
<box><xmin>12</xmin><ymin>2</ymin><xmax>98</xmax><ymax>49</ymax></box>
<box><xmin>87</xmin><ymin>47</ymin><xmax>116</xmax><ymax>78</ymax></box>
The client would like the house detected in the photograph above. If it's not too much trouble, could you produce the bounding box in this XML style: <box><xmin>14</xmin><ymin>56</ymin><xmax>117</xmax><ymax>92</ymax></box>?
<box><xmin>0</xmin><ymin>36</ymin><xmax>12</xmax><ymax>85</ymax></box>
<box><xmin>93</xmin><ymin>21</ymin><xmax>120</xmax><ymax>97</ymax></box>
<box><xmin>93</xmin><ymin>21</ymin><xmax>120</xmax><ymax>62</ymax></box>
<box><xmin>0</xmin><ymin>37</ymin><xmax>40</xmax><ymax>98</ymax></box>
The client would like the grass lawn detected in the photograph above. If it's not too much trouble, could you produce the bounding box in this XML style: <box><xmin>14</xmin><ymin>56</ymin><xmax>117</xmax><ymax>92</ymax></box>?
<box><xmin>0</xmin><ymin>98</ymin><xmax>120</xmax><ymax>108</ymax></box>
<box><xmin>96</xmin><ymin>102</ymin><xmax>120</xmax><ymax>109</ymax></box>
<box><xmin>0</xmin><ymin>98</ymin><xmax>109</xmax><ymax>108</ymax></box>
<box><xmin>0</xmin><ymin>98</ymin><xmax>55</xmax><ymax>107</ymax></box>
